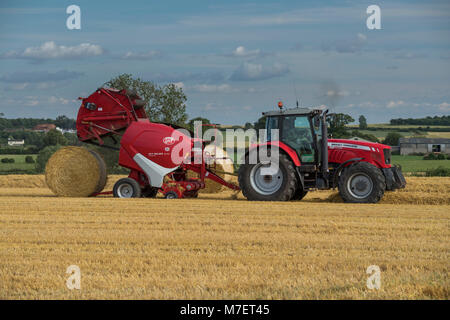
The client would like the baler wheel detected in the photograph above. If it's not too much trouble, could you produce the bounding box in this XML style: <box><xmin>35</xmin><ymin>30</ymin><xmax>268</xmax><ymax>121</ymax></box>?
<box><xmin>164</xmin><ymin>191</ymin><xmax>179</xmax><ymax>199</ymax></box>
<box><xmin>113</xmin><ymin>178</ymin><xmax>142</xmax><ymax>198</ymax></box>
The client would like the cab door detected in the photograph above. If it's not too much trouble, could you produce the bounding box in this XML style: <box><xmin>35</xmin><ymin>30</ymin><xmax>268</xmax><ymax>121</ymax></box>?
<box><xmin>280</xmin><ymin>115</ymin><xmax>315</xmax><ymax>163</ymax></box>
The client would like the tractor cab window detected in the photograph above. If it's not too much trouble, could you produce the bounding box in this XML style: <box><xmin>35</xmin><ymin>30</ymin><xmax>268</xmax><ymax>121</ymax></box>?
<box><xmin>281</xmin><ymin>115</ymin><xmax>314</xmax><ymax>163</ymax></box>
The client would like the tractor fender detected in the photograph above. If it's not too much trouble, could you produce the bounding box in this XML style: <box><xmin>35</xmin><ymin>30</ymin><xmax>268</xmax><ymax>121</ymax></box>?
<box><xmin>245</xmin><ymin>141</ymin><xmax>301</xmax><ymax>166</ymax></box>
<box><xmin>331</xmin><ymin>157</ymin><xmax>363</xmax><ymax>188</ymax></box>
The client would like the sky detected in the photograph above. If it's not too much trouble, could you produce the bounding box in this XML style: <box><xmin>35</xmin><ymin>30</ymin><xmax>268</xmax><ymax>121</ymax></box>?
<box><xmin>0</xmin><ymin>0</ymin><xmax>449</xmax><ymax>124</ymax></box>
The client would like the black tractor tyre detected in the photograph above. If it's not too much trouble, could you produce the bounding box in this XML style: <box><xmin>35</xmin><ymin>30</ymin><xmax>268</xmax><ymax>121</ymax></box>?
<box><xmin>238</xmin><ymin>152</ymin><xmax>298</xmax><ymax>201</ymax></box>
<box><xmin>293</xmin><ymin>188</ymin><xmax>308</xmax><ymax>200</ymax></box>
<box><xmin>338</xmin><ymin>162</ymin><xmax>386</xmax><ymax>203</ymax></box>
<box><xmin>141</xmin><ymin>186</ymin><xmax>159</xmax><ymax>198</ymax></box>
<box><xmin>113</xmin><ymin>178</ymin><xmax>142</xmax><ymax>198</ymax></box>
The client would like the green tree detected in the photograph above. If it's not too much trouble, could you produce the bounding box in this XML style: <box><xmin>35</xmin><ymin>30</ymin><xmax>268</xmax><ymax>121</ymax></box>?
<box><xmin>25</xmin><ymin>155</ymin><xmax>35</xmax><ymax>164</ymax></box>
<box><xmin>328</xmin><ymin>113</ymin><xmax>354</xmax><ymax>138</ymax></box>
<box><xmin>383</xmin><ymin>132</ymin><xmax>402</xmax><ymax>146</ymax></box>
<box><xmin>253</xmin><ymin>116</ymin><xmax>266</xmax><ymax>131</ymax></box>
<box><xmin>55</xmin><ymin>115</ymin><xmax>76</xmax><ymax>129</ymax></box>
<box><xmin>358</xmin><ymin>115</ymin><xmax>368</xmax><ymax>130</ymax></box>
<box><xmin>106</xmin><ymin>73</ymin><xmax>188</xmax><ymax>126</ymax></box>
<box><xmin>43</xmin><ymin>129</ymin><xmax>68</xmax><ymax>147</ymax></box>
<box><xmin>35</xmin><ymin>145</ymin><xmax>62</xmax><ymax>173</ymax></box>
<box><xmin>187</xmin><ymin>117</ymin><xmax>211</xmax><ymax>132</ymax></box>
<box><xmin>64</xmin><ymin>132</ymin><xmax>79</xmax><ymax>146</ymax></box>
<box><xmin>244</xmin><ymin>122</ymin><xmax>254</xmax><ymax>130</ymax></box>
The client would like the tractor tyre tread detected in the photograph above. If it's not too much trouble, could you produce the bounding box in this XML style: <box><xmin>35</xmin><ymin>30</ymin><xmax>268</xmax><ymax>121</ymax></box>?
<box><xmin>338</xmin><ymin>162</ymin><xmax>386</xmax><ymax>203</ymax></box>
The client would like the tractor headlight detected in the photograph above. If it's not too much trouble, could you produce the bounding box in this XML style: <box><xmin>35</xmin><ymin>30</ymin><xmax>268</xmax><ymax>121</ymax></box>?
<box><xmin>383</xmin><ymin>148</ymin><xmax>391</xmax><ymax>165</ymax></box>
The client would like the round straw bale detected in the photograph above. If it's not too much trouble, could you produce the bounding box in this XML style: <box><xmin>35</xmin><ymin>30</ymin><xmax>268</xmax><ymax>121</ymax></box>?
<box><xmin>199</xmin><ymin>145</ymin><xmax>235</xmax><ymax>193</ymax></box>
<box><xmin>88</xmin><ymin>150</ymin><xmax>107</xmax><ymax>194</ymax></box>
<box><xmin>45</xmin><ymin>146</ymin><xmax>101</xmax><ymax>197</ymax></box>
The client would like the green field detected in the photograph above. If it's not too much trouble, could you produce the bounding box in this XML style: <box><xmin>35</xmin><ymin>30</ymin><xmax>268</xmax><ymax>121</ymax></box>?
<box><xmin>347</xmin><ymin>124</ymin><xmax>450</xmax><ymax>129</ymax></box>
<box><xmin>0</xmin><ymin>154</ymin><xmax>37</xmax><ymax>172</ymax></box>
<box><xmin>392</xmin><ymin>155</ymin><xmax>450</xmax><ymax>173</ymax></box>
<box><xmin>346</xmin><ymin>124</ymin><xmax>450</xmax><ymax>140</ymax></box>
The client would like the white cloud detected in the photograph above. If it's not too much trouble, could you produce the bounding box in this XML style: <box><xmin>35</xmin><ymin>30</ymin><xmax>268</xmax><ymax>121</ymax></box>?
<box><xmin>191</xmin><ymin>84</ymin><xmax>234</xmax><ymax>93</ymax></box>
<box><xmin>5</xmin><ymin>95</ymin><xmax>76</xmax><ymax>107</ymax></box>
<box><xmin>1</xmin><ymin>41</ymin><xmax>104</xmax><ymax>60</ymax></box>
<box><xmin>326</xmin><ymin>90</ymin><xmax>349</xmax><ymax>97</ymax></box>
<box><xmin>122</xmin><ymin>50</ymin><xmax>162</xmax><ymax>60</ymax></box>
<box><xmin>386</xmin><ymin>100</ymin><xmax>405</xmax><ymax>108</ymax></box>
<box><xmin>322</xmin><ymin>33</ymin><xmax>368</xmax><ymax>53</ymax></box>
<box><xmin>438</xmin><ymin>102</ymin><xmax>450</xmax><ymax>112</ymax></box>
<box><xmin>230</xmin><ymin>62</ymin><xmax>289</xmax><ymax>81</ymax></box>
<box><xmin>173</xmin><ymin>82</ymin><xmax>185</xmax><ymax>89</ymax></box>
<box><xmin>24</xmin><ymin>99</ymin><xmax>39</xmax><ymax>106</ymax></box>
<box><xmin>231</xmin><ymin>46</ymin><xmax>261</xmax><ymax>58</ymax></box>
<box><xmin>48</xmin><ymin>96</ymin><xmax>70</xmax><ymax>105</ymax></box>
<box><xmin>391</xmin><ymin>52</ymin><xmax>427</xmax><ymax>60</ymax></box>
<box><xmin>204</xmin><ymin>103</ymin><xmax>216</xmax><ymax>111</ymax></box>
<box><xmin>0</xmin><ymin>70</ymin><xmax>84</xmax><ymax>90</ymax></box>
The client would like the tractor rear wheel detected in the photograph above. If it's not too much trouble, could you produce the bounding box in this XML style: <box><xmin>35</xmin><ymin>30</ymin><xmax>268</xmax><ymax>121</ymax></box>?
<box><xmin>338</xmin><ymin>162</ymin><xmax>386</xmax><ymax>203</ymax></box>
<box><xmin>238</xmin><ymin>151</ymin><xmax>297</xmax><ymax>201</ymax></box>
<box><xmin>113</xmin><ymin>178</ymin><xmax>142</xmax><ymax>198</ymax></box>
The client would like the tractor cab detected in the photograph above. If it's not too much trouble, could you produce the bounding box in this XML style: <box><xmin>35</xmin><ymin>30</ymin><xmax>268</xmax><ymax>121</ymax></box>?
<box><xmin>263</xmin><ymin>107</ymin><xmax>325</xmax><ymax>166</ymax></box>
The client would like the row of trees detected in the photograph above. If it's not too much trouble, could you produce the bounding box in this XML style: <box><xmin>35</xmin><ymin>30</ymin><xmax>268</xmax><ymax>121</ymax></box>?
<box><xmin>0</xmin><ymin>115</ymin><xmax>76</xmax><ymax>131</ymax></box>
<box><xmin>390</xmin><ymin>115</ymin><xmax>450</xmax><ymax>126</ymax></box>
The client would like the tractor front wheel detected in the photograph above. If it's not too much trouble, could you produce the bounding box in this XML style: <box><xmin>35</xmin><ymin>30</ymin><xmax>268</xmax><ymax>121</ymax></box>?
<box><xmin>113</xmin><ymin>178</ymin><xmax>142</xmax><ymax>198</ymax></box>
<box><xmin>338</xmin><ymin>162</ymin><xmax>386</xmax><ymax>203</ymax></box>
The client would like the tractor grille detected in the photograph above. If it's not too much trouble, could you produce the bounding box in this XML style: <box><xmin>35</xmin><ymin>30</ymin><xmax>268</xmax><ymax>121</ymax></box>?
<box><xmin>383</xmin><ymin>148</ymin><xmax>391</xmax><ymax>165</ymax></box>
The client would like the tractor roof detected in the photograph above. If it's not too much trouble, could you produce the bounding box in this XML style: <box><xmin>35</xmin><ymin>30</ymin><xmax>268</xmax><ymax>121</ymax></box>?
<box><xmin>262</xmin><ymin>107</ymin><xmax>322</xmax><ymax>117</ymax></box>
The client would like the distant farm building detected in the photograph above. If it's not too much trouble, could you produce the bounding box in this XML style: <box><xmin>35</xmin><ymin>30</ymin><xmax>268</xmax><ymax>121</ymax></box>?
<box><xmin>7</xmin><ymin>138</ymin><xmax>25</xmax><ymax>146</ymax></box>
<box><xmin>399</xmin><ymin>138</ymin><xmax>450</xmax><ymax>155</ymax></box>
<box><xmin>33</xmin><ymin>124</ymin><xmax>56</xmax><ymax>132</ymax></box>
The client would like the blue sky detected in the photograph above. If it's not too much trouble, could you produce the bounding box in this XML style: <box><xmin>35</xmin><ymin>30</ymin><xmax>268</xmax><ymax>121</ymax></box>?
<box><xmin>0</xmin><ymin>0</ymin><xmax>449</xmax><ymax>124</ymax></box>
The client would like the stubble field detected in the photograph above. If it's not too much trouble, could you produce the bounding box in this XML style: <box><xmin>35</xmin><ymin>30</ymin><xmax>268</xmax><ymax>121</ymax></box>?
<box><xmin>0</xmin><ymin>175</ymin><xmax>448</xmax><ymax>299</ymax></box>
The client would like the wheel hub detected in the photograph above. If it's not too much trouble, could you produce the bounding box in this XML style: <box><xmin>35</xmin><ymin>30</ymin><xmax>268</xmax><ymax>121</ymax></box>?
<box><xmin>347</xmin><ymin>173</ymin><xmax>373</xmax><ymax>199</ymax></box>
<box><xmin>117</xmin><ymin>183</ymin><xmax>133</xmax><ymax>198</ymax></box>
<box><xmin>249</xmin><ymin>163</ymin><xmax>283</xmax><ymax>195</ymax></box>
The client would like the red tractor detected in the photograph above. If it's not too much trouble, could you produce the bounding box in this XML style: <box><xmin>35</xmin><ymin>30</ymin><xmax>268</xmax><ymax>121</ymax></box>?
<box><xmin>238</xmin><ymin>107</ymin><xmax>406</xmax><ymax>203</ymax></box>
<box><xmin>76</xmin><ymin>87</ymin><xmax>405</xmax><ymax>203</ymax></box>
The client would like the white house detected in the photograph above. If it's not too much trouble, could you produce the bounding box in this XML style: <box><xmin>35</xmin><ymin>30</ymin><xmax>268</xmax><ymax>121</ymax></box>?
<box><xmin>7</xmin><ymin>138</ymin><xmax>25</xmax><ymax>146</ymax></box>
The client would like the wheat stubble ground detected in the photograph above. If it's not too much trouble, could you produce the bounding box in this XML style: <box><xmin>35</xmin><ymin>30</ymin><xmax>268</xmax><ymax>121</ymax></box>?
<box><xmin>0</xmin><ymin>176</ymin><xmax>448</xmax><ymax>299</ymax></box>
